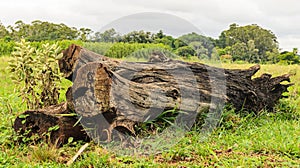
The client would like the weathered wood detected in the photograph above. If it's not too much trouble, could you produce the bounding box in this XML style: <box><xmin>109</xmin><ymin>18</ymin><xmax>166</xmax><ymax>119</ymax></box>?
<box><xmin>59</xmin><ymin>44</ymin><xmax>120</xmax><ymax>81</ymax></box>
<box><xmin>63</xmin><ymin>44</ymin><xmax>291</xmax><ymax>113</ymax></box>
<box><xmin>61</xmin><ymin>44</ymin><xmax>292</xmax><ymax>141</ymax></box>
<box><xmin>13</xmin><ymin>103</ymin><xmax>89</xmax><ymax>145</ymax></box>
<box><xmin>14</xmin><ymin>44</ymin><xmax>293</xmax><ymax>143</ymax></box>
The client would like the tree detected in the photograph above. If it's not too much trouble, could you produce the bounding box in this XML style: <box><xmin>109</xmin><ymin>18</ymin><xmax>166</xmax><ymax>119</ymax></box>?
<box><xmin>216</xmin><ymin>32</ymin><xmax>227</xmax><ymax>48</ymax></box>
<box><xmin>293</xmin><ymin>48</ymin><xmax>298</xmax><ymax>55</ymax></box>
<box><xmin>0</xmin><ymin>22</ymin><xmax>9</xmax><ymax>39</ymax></box>
<box><xmin>10</xmin><ymin>20</ymin><xmax>28</xmax><ymax>40</ymax></box>
<box><xmin>174</xmin><ymin>39</ymin><xmax>187</xmax><ymax>49</ymax></box>
<box><xmin>93</xmin><ymin>28</ymin><xmax>120</xmax><ymax>42</ymax></box>
<box><xmin>216</xmin><ymin>46</ymin><xmax>231</xmax><ymax>56</ymax></box>
<box><xmin>151</xmin><ymin>30</ymin><xmax>178</xmax><ymax>49</ymax></box>
<box><xmin>178</xmin><ymin>32</ymin><xmax>215</xmax><ymax>59</ymax></box>
<box><xmin>266</xmin><ymin>48</ymin><xmax>280</xmax><ymax>63</ymax></box>
<box><xmin>278</xmin><ymin>49</ymin><xmax>300</xmax><ymax>64</ymax></box>
<box><xmin>7</xmin><ymin>20</ymin><xmax>83</xmax><ymax>41</ymax></box>
<box><xmin>245</xmin><ymin>40</ymin><xmax>259</xmax><ymax>63</ymax></box>
<box><xmin>120</xmin><ymin>30</ymin><xmax>153</xmax><ymax>43</ymax></box>
<box><xmin>210</xmin><ymin>48</ymin><xmax>220</xmax><ymax>61</ymax></box>
<box><xmin>79</xmin><ymin>28</ymin><xmax>93</xmax><ymax>42</ymax></box>
<box><xmin>153</xmin><ymin>35</ymin><xmax>176</xmax><ymax>49</ymax></box>
<box><xmin>175</xmin><ymin>46</ymin><xmax>195</xmax><ymax>58</ymax></box>
<box><xmin>217</xmin><ymin>24</ymin><xmax>279</xmax><ymax>63</ymax></box>
<box><xmin>189</xmin><ymin>41</ymin><xmax>209</xmax><ymax>59</ymax></box>
<box><xmin>154</xmin><ymin>30</ymin><xmax>165</xmax><ymax>39</ymax></box>
<box><xmin>231</xmin><ymin>42</ymin><xmax>247</xmax><ymax>61</ymax></box>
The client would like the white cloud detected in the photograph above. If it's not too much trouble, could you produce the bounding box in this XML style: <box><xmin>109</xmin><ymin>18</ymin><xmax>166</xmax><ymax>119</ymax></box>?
<box><xmin>0</xmin><ymin>0</ymin><xmax>299</xmax><ymax>50</ymax></box>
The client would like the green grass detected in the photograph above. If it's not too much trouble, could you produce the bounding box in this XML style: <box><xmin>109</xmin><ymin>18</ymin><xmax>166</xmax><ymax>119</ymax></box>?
<box><xmin>0</xmin><ymin>56</ymin><xmax>299</xmax><ymax>167</ymax></box>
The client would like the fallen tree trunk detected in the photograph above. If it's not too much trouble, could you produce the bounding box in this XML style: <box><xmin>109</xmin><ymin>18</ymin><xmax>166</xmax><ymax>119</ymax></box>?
<box><xmin>60</xmin><ymin>45</ymin><xmax>292</xmax><ymax>113</ymax></box>
<box><xmin>14</xmin><ymin>44</ymin><xmax>293</xmax><ymax>144</ymax></box>
<box><xmin>13</xmin><ymin>103</ymin><xmax>90</xmax><ymax>145</ymax></box>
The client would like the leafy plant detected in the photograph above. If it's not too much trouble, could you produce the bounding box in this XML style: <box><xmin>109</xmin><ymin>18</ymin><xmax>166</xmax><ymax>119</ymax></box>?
<box><xmin>8</xmin><ymin>39</ymin><xmax>63</xmax><ymax>109</ymax></box>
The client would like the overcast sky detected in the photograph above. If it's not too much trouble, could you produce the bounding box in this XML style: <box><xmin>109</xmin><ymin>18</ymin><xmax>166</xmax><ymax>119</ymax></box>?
<box><xmin>1</xmin><ymin>0</ymin><xmax>299</xmax><ymax>51</ymax></box>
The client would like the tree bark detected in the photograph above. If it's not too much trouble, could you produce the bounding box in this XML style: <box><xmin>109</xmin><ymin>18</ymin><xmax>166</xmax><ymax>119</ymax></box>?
<box><xmin>60</xmin><ymin>44</ymin><xmax>292</xmax><ymax>113</ymax></box>
<box><xmin>14</xmin><ymin>44</ymin><xmax>293</xmax><ymax>144</ymax></box>
<box><xmin>13</xmin><ymin>103</ymin><xmax>90</xmax><ymax>145</ymax></box>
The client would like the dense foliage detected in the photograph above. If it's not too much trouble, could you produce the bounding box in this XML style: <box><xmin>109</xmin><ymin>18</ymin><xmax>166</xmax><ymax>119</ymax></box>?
<box><xmin>93</xmin><ymin>28</ymin><xmax>120</xmax><ymax>43</ymax></box>
<box><xmin>0</xmin><ymin>20</ymin><xmax>299</xmax><ymax>64</ymax></box>
<box><xmin>178</xmin><ymin>32</ymin><xmax>216</xmax><ymax>59</ymax></box>
<box><xmin>216</xmin><ymin>24</ymin><xmax>280</xmax><ymax>63</ymax></box>
<box><xmin>2</xmin><ymin>20</ymin><xmax>81</xmax><ymax>41</ymax></box>
<box><xmin>8</xmin><ymin>40</ymin><xmax>63</xmax><ymax>109</ymax></box>
<box><xmin>278</xmin><ymin>48</ymin><xmax>300</xmax><ymax>64</ymax></box>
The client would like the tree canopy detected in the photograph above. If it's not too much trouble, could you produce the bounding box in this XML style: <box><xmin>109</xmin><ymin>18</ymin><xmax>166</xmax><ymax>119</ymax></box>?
<box><xmin>0</xmin><ymin>22</ymin><xmax>9</xmax><ymax>39</ymax></box>
<box><xmin>0</xmin><ymin>20</ymin><xmax>299</xmax><ymax>64</ymax></box>
<box><xmin>178</xmin><ymin>32</ymin><xmax>215</xmax><ymax>59</ymax></box>
<box><xmin>216</xmin><ymin>23</ymin><xmax>279</xmax><ymax>63</ymax></box>
<box><xmin>277</xmin><ymin>48</ymin><xmax>300</xmax><ymax>64</ymax></box>
<box><xmin>93</xmin><ymin>28</ymin><xmax>120</xmax><ymax>42</ymax></box>
<box><xmin>0</xmin><ymin>20</ymin><xmax>98</xmax><ymax>42</ymax></box>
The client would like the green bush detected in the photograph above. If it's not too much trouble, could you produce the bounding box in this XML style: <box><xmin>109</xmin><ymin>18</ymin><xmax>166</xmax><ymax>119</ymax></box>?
<box><xmin>0</xmin><ymin>39</ymin><xmax>83</xmax><ymax>56</ymax></box>
<box><xmin>0</xmin><ymin>39</ymin><xmax>15</xmax><ymax>56</ymax></box>
<box><xmin>8</xmin><ymin>39</ymin><xmax>63</xmax><ymax>109</ymax></box>
<box><xmin>277</xmin><ymin>51</ymin><xmax>300</xmax><ymax>65</ymax></box>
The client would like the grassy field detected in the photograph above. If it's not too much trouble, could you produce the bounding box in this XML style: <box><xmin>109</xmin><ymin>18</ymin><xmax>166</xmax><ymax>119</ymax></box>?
<box><xmin>0</xmin><ymin>56</ymin><xmax>299</xmax><ymax>167</ymax></box>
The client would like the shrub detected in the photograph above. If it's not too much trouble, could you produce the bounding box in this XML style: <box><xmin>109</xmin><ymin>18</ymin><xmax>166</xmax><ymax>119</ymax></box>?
<box><xmin>0</xmin><ymin>39</ymin><xmax>15</xmax><ymax>56</ymax></box>
<box><xmin>277</xmin><ymin>51</ymin><xmax>300</xmax><ymax>65</ymax></box>
<box><xmin>8</xmin><ymin>39</ymin><xmax>63</xmax><ymax>109</ymax></box>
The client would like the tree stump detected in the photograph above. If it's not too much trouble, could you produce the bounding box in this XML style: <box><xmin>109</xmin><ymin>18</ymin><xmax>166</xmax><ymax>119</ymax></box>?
<box><xmin>13</xmin><ymin>44</ymin><xmax>293</xmax><ymax>144</ymax></box>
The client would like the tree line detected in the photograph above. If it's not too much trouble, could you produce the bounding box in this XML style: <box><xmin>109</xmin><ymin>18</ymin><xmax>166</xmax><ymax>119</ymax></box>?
<box><xmin>0</xmin><ymin>20</ymin><xmax>299</xmax><ymax>64</ymax></box>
